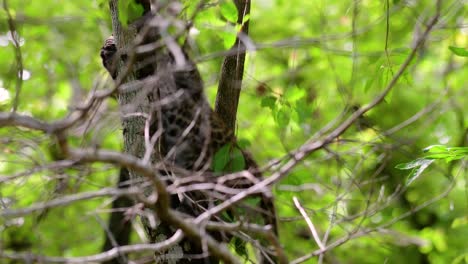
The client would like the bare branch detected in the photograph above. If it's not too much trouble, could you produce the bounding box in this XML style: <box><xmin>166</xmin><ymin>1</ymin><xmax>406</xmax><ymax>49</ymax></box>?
<box><xmin>0</xmin><ymin>231</ymin><xmax>183</xmax><ymax>263</ymax></box>
<box><xmin>293</xmin><ymin>197</ymin><xmax>325</xmax><ymax>251</ymax></box>
<box><xmin>1</xmin><ymin>187</ymin><xmax>141</xmax><ymax>218</ymax></box>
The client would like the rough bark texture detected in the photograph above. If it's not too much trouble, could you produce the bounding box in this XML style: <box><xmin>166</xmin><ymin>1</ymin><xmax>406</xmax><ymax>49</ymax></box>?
<box><xmin>101</xmin><ymin>2</ymin><xmax>151</xmax><ymax>264</ymax></box>
<box><xmin>109</xmin><ymin>1</ymin><xmax>148</xmax><ymax>177</ymax></box>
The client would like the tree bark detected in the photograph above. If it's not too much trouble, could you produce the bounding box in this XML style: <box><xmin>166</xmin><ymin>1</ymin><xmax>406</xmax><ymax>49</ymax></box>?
<box><xmin>101</xmin><ymin>168</ymin><xmax>133</xmax><ymax>264</ymax></box>
<box><xmin>100</xmin><ymin>1</ymin><xmax>152</xmax><ymax>263</ymax></box>
<box><xmin>214</xmin><ymin>0</ymin><xmax>251</xmax><ymax>133</ymax></box>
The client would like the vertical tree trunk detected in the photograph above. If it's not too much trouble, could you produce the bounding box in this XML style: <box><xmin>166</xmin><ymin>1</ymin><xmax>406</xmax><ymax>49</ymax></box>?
<box><xmin>101</xmin><ymin>168</ymin><xmax>132</xmax><ymax>264</ymax></box>
<box><xmin>101</xmin><ymin>1</ymin><xmax>151</xmax><ymax>263</ymax></box>
<box><xmin>215</xmin><ymin>0</ymin><xmax>251</xmax><ymax>133</ymax></box>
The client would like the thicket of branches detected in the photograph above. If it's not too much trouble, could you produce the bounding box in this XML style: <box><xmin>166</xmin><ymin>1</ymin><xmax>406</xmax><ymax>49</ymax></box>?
<box><xmin>0</xmin><ymin>0</ymin><xmax>466</xmax><ymax>263</ymax></box>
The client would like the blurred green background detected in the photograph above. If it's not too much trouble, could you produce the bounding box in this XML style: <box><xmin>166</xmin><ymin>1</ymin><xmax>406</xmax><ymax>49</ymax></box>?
<box><xmin>0</xmin><ymin>0</ymin><xmax>466</xmax><ymax>263</ymax></box>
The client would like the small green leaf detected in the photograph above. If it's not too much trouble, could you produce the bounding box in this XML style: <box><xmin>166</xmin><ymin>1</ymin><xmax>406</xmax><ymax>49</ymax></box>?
<box><xmin>424</xmin><ymin>153</ymin><xmax>453</xmax><ymax>160</ymax></box>
<box><xmin>423</xmin><ymin>145</ymin><xmax>448</xmax><ymax>153</ymax></box>
<box><xmin>449</xmin><ymin>46</ymin><xmax>468</xmax><ymax>57</ymax></box>
<box><xmin>232</xmin><ymin>236</ymin><xmax>247</xmax><ymax>257</ymax></box>
<box><xmin>451</xmin><ymin>217</ymin><xmax>468</xmax><ymax>229</ymax></box>
<box><xmin>405</xmin><ymin>159</ymin><xmax>434</xmax><ymax>186</ymax></box>
<box><xmin>213</xmin><ymin>144</ymin><xmax>231</xmax><ymax>172</ymax></box>
<box><xmin>197</xmin><ymin>7</ymin><xmax>225</xmax><ymax>27</ymax></box>
<box><xmin>284</xmin><ymin>85</ymin><xmax>306</xmax><ymax>102</ymax></box>
<box><xmin>212</xmin><ymin>144</ymin><xmax>245</xmax><ymax>173</ymax></box>
<box><xmin>220</xmin><ymin>1</ymin><xmax>238</xmax><ymax>23</ymax></box>
<box><xmin>295</xmin><ymin>98</ymin><xmax>313</xmax><ymax>124</ymax></box>
<box><xmin>128</xmin><ymin>2</ymin><xmax>144</xmax><ymax>22</ymax></box>
<box><xmin>261</xmin><ymin>96</ymin><xmax>277</xmax><ymax>110</ymax></box>
<box><xmin>118</xmin><ymin>0</ymin><xmax>144</xmax><ymax>27</ymax></box>
<box><xmin>222</xmin><ymin>29</ymin><xmax>237</xmax><ymax>49</ymax></box>
<box><xmin>275</xmin><ymin>106</ymin><xmax>290</xmax><ymax>127</ymax></box>
<box><xmin>452</xmin><ymin>253</ymin><xmax>468</xmax><ymax>264</ymax></box>
<box><xmin>422</xmin><ymin>145</ymin><xmax>467</xmax><ymax>162</ymax></box>
<box><xmin>395</xmin><ymin>158</ymin><xmax>432</xmax><ymax>170</ymax></box>
<box><xmin>229</xmin><ymin>147</ymin><xmax>246</xmax><ymax>172</ymax></box>
<box><xmin>363</xmin><ymin>62</ymin><xmax>384</xmax><ymax>92</ymax></box>
<box><xmin>242</xmin><ymin>14</ymin><xmax>250</xmax><ymax>25</ymax></box>
<box><xmin>237</xmin><ymin>138</ymin><xmax>251</xmax><ymax>148</ymax></box>
<box><xmin>118</xmin><ymin>0</ymin><xmax>129</xmax><ymax>27</ymax></box>
<box><xmin>363</xmin><ymin>75</ymin><xmax>375</xmax><ymax>93</ymax></box>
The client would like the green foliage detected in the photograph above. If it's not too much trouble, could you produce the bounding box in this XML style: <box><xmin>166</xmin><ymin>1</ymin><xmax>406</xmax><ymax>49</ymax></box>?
<box><xmin>449</xmin><ymin>46</ymin><xmax>468</xmax><ymax>57</ymax></box>
<box><xmin>118</xmin><ymin>0</ymin><xmax>145</xmax><ymax>27</ymax></box>
<box><xmin>212</xmin><ymin>143</ymin><xmax>246</xmax><ymax>173</ymax></box>
<box><xmin>422</xmin><ymin>145</ymin><xmax>468</xmax><ymax>162</ymax></box>
<box><xmin>396</xmin><ymin>158</ymin><xmax>435</xmax><ymax>186</ymax></box>
<box><xmin>0</xmin><ymin>0</ymin><xmax>466</xmax><ymax>263</ymax></box>
<box><xmin>219</xmin><ymin>0</ymin><xmax>238</xmax><ymax>24</ymax></box>
<box><xmin>396</xmin><ymin>146</ymin><xmax>467</xmax><ymax>186</ymax></box>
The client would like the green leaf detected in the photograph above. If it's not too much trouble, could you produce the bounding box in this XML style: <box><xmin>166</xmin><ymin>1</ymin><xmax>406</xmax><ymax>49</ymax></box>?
<box><xmin>423</xmin><ymin>145</ymin><xmax>467</xmax><ymax>162</ymax></box>
<box><xmin>237</xmin><ymin>138</ymin><xmax>251</xmax><ymax>148</ymax></box>
<box><xmin>213</xmin><ymin>144</ymin><xmax>231</xmax><ymax>173</ymax></box>
<box><xmin>261</xmin><ymin>96</ymin><xmax>277</xmax><ymax>110</ymax></box>
<box><xmin>275</xmin><ymin>106</ymin><xmax>291</xmax><ymax>127</ymax></box>
<box><xmin>452</xmin><ymin>253</ymin><xmax>468</xmax><ymax>264</ymax></box>
<box><xmin>118</xmin><ymin>0</ymin><xmax>129</xmax><ymax>26</ymax></box>
<box><xmin>424</xmin><ymin>153</ymin><xmax>454</xmax><ymax>160</ymax></box>
<box><xmin>363</xmin><ymin>62</ymin><xmax>384</xmax><ymax>93</ymax></box>
<box><xmin>220</xmin><ymin>1</ymin><xmax>238</xmax><ymax>23</ymax></box>
<box><xmin>196</xmin><ymin>7</ymin><xmax>225</xmax><ymax>27</ymax></box>
<box><xmin>229</xmin><ymin>147</ymin><xmax>246</xmax><ymax>172</ymax></box>
<box><xmin>363</xmin><ymin>75</ymin><xmax>375</xmax><ymax>93</ymax></box>
<box><xmin>212</xmin><ymin>144</ymin><xmax>245</xmax><ymax>173</ymax></box>
<box><xmin>451</xmin><ymin>217</ymin><xmax>468</xmax><ymax>229</ymax></box>
<box><xmin>395</xmin><ymin>158</ymin><xmax>431</xmax><ymax>170</ymax></box>
<box><xmin>448</xmin><ymin>46</ymin><xmax>468</xmax><ymax>57</ymax></box>
<box><xmin>222</xmin><ymin>28</ymin><xmax>237</xmax><ymax>49</ymax></box>
<box><xmin>232</xmin><ymin>236</ymin><xmax>247</xmax><ymax>257</ymax></box>
<box><xmin>118</xmin><ymin>0</ymin><xmax>144</xmax><ymax>27</ymax></box>
<box><xmin>242</xmin><ymin>14</ymin><xmax>250</xmax><ymax>25</ymax></box>
<box><xmin>128</xmin><ymin>1</ymin><xmax>144</xmax><ymax>22</ymax></box>
<box><xmin>404</xmin><ymin>159</ymin><xmax>434</xmax><ymax>186</ymax></box>
<box><xmin>284</xmin><ymin>85</ymin><xmax>306</xmax><ymax>102</ymax></box>
<box><xmin>423</xmin><ymin>145</ymin><xmax>448</xmax><ymax>153</ymax></box>
<box><xmin>294</xmin><ymin>98</ymin><xmax>313</xmax><ymax>124</ymax></box>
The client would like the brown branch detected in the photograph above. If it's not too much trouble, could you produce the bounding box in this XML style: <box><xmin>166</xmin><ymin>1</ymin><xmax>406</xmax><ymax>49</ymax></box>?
<box><xmin>0</xmin><ymin>231</ymin><xmax>183</xmax><ymax>263</ymax></box>
<box><xmin>3</xmin><ymin>0</ymin><xmax>23</xmax><ymax>111</ymax></box>
<box><xmin>68</xmin><ymin>146</ymin><xmax>240</xmax><ymax>263</ymax></box>
<box><xmin>0</xmin><ymin>186</ymin><xmax>141</xmax><ymax>218</ymax></box>
<box><xmin>214</xmin><ymin>0</ymin><xmax>251</xmax><ymax>132</ymax></box>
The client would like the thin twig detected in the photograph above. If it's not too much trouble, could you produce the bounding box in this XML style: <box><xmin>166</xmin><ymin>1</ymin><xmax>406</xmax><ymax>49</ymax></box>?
<box><xmin>0</xmin><ymin>231</ymin><xmax>183</xmax><ymax>263</ymax></box>
<box><xmin>293</xmin><ymin>197</ymin><xmax>325</xmax><ymax>251</ymax></box>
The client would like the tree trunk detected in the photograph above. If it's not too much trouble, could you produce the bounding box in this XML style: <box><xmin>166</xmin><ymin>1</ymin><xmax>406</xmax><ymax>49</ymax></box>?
<box><xmin>214</xmin><ymin>0</ymin><xmax>250</xmax><ymax>133</ymax></box>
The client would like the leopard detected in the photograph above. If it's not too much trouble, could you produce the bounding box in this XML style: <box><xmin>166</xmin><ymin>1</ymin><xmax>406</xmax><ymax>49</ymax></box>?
<box><xmin>100</xmin><ymin>15</ymin><xmax>279</xmax><ymax>263</ymax></box>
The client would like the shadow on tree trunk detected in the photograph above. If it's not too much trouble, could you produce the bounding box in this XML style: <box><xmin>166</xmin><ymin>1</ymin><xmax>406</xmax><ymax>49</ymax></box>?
<box><xmin>101</xmin><ymin>168</ymin><xmax>133</xmax><ymax>264</ymax></box>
